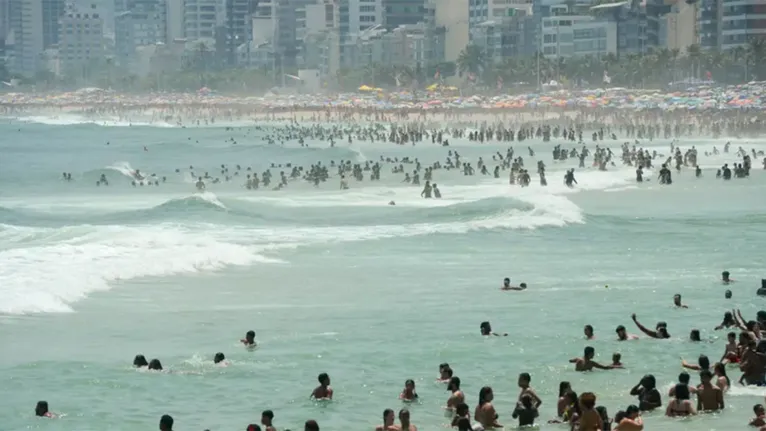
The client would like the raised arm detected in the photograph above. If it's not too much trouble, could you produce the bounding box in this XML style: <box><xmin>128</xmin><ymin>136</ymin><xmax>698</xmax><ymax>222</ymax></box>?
<box><xmin>632</xmin><ymin>314</ymin><xmax>659</xmax><ymax>338</ymax></box>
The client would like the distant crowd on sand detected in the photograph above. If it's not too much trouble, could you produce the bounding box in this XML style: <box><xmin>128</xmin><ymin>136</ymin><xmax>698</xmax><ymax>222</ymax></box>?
<box><xmin>30</xmin><ymin>272</ymin><xmax>766</xmax><ymax>431</ymax></box>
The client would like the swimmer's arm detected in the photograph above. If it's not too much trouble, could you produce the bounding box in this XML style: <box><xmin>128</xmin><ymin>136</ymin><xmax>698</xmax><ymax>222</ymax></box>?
<box><xmin>631</xmin><ymin>314</ymin><xmax>659</xmax><ymax>338</ymax></box>
<box><xmin>326</xmin><ymin>387</ymin><xmax>334</xmax><ymax>399</ymax></box>
<box><xmin>591</xmin><ymin>361</ymin><xmax>613</xmax><ymax>370</ymax></box>
<box><xmin>527</xmin><ymin>388</ymin><xmax>543</xmax><ymax>408</ymax></box>
<box><xmin>681</xmin><ymin>360</ymin><xmax>701</xmax><ymax>371</ymax></box>
<box><xmin>568</xmin><ymin>357</ymin><xmax>579</xmax><ymax>363</ymax></box>
<box><xmin>512</xmin><ymin>406</ymin><xmax>520</xmax><ymax>419</ymax></box>
<box><xmin>629</xmin><ymin>383</ymin><xmax>643</xmax><ymax>396</ymax></box>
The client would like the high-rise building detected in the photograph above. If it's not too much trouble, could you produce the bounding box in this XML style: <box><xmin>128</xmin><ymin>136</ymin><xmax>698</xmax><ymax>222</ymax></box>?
<box><xmin>384</xmin><ymin>0</ymin><xmax>426</xmax><ymax>30</ymax></box>
<box><xmin>42</xmin><ymin>0</ymin><xmax>66</xmax><ymax>48</ymax></box>
<box><xmin>1</xmin><ymin>0</ymin><xmax>8</xmax><ymax>61</ymax></box>
<box><xmin>9</xmin><ymin>0</ymin><xmax>44</xmax><ymax>76</ymax></box>
<box><xmin>58</xmin><ymin>10</ymin><xmax>104</xmax><ymax>77</ymax></box>
<box><xmin>717</xmin><ymin>0</ymin><xmax>765</xmax><ymax>50</ymax></box>
<box><xmin>114</xmin><ymin>0</ymin><xmax>167</xmax><ymax>67</ymax></box>
<box><xmin>184</xmin><ymin>0</ymin><xmax>222</xmax><ymax>39</ymax></box>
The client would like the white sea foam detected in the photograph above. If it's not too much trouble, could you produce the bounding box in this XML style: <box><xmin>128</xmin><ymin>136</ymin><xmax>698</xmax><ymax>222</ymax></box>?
<box><xmin>0</xmin><ymin>224</ymin><xmax>284</xmax><ymax>314</ymax></box>
<box><xmin>15</xmin><ymin>115</ymin><xmax>174</xmax><ymax>128</ymax></box>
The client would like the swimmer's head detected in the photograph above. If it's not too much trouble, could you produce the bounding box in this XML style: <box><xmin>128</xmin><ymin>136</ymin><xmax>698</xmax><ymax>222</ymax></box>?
<box><xmin>690</xmin><ymin>329</ymin><xmax>701</xmax><ymax>342</ymax></box>
<box><xmin>318</xmin><ymin>372</ymin><xmax>330</xmax><ymax>386</ymax></box>
<box><xmin>382</xmin><ymin>408</ymin><xmax>395</xmax><ymax>424</ymax></box>
<box><xmin>247</xmin><ymin>425</ymin><xmax>262</xmax><ymax>431</ymax></box>
<box><xmin>503</xmin><ymin>277</ymin><xmax>510</xmax><ymax>287</ymax></box>
<box><xmin>678</xmin><ymin>371</ymin><xmax>690</xmax><ymax>384</ymax></box>
<box><xmin>246</xmin><ymin>330</ymin><xmax>255</xmax><ymax>342</ymax></box>
<box><xmin>584</xmin><ymin>325</ymin><xmax>594</xmax><ymax>337</ymax></box>
<box><xmin>304</xmin><ymin>419</ymin><xmax>319</xmax><ymax>431</ymax></box>
<box><xmin>612</xmin><ymin>352</ymin><xmax>621</xmax><ymax>363</ymax></box>
<box><xmin>148</xmin><ymin>359</ymin><xmax>163</xmax><ymax>371</ymax></box>
<box><xmin>518</xmin><ymin>372</ymin><xmax>531</xmax><ymax>388</ymax></box>
<box><xmin>640</xmin><ymin>374</ymin><xmax>656</xmax><ymax>389</ymax></box>
<box><xmin>697</xmin><ymin>354</ymin><xmax>710</xmax><ymax>369</ymax></box>
<box><xmin>615</xmin><ymin>325</ymin><xmax>627</xmax><ymax>339</ymax></box>
<box><xmin>725</xmin><ymin>290</ymin><xmax>732</xmax><ymax>298</ymax></box>
<box><xmin>159</xmin><ymin>414</ymin><xmax>174</xmax><ymax>431</ymax></box>
<box><xmin>214</xmin><ymin>352</ymin><xmax>225</xmax><ymax>364</ymax></box>
<box><xmin>673</xmin><ymin>294</ymin><xmax>682</xmax><ymax>305</ymax></box>
<box><xmin>405</xmin><ymin>379</ymin><xmax>415</xmax><ymax>390</ymax></box>
<box><xmin>448</xmin><ymin>376</ymin><xmax>461</xmax><ymax>391</ymax></box>
<box><xmin>626</xmin><ymin>404</ymin><xmax>640</xmax><ymax>418</ymax></box>
<box><xmin>35</xmin><ymin>401</ymin><xmax>49</xmax><ymax>417</ymax></box>
<box><xmin>398</xmin><ymin>408</ymin><xmax>410</xmax><ymax>422</ymax></box>
<box><xmin>133</xmin><ymin>354</ymin><xmax>148</xmax><ymax>367</ymax></box>
<box><xmin>480</xmin><ymin>321</ymin><xmax>492</xmax><ymax>335</ymax></box>
<box><xmin>722</xmin><ymin>271</ymin><xmax>730</xmax><ymax>280</ymax></box>
<box><xmin>584</xmin><ymin>346</ymin><xmax>595</xmax><ymax>359</ymax></box>
<box><xmin>261</xmin><ymin>410</ymin><xmax>274</xmax><ymax>425</ymax></box>
<box><xmin>673</xmin><ymin>383</ymin><xmax>690</xmax><ymax>400</ymax></box>
<box><xmin>519</xmin><ymin>282</ymin><xmax>527</xmax><ymax>288</ymax></box>
<box><xmin>455</xmin><ymin>402</ymin><xmax>469</xmax><ymax>417</ymax></box>
<box><xmin>558</xmin><ymin>381</ymin><xmax>571</xmax><ymax>397</ymax></box>
<box><xmin>754</xmin><ymin>404</ymin><xmax>765</xmax><ymax>416</ymax></box>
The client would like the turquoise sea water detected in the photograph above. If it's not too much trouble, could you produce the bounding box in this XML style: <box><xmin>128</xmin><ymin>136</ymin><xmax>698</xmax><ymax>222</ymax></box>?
<box><xmin>1</xmin><ymin>116</ymin><xmax>766</xmax><ymax>431</ymax></box>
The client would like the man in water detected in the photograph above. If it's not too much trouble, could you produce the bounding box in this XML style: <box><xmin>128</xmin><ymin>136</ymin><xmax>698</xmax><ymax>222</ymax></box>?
<box><xmin>160</xmin><ymin>414</ymin><xmax>174</xmax><ymax>431</ymax></box>
<box><xmin>697</xmin><ymin>370</ymin><xmax>724</xmax><ymax>412</ymax></box>
<box><xmin>616</xmin><ymin>325</ymin><xmax>639</xmax><ymax>341</ymax></box>
<box><xmin>673</xmin><ymin>294</ymin><xmax>688</xmax><ymax>308</ymax></box>
<box><xmin>195</xmin><ymin>178</ymin><xmax>206</xmax><ymax>191</ymax></box>
<box><xmin>632</xmin><ymin>314</ymin><xmax>671</xmax><ymax>339</ymax></box>
<box><xmin>569</xmin><ymin>346</ymin><xmax>615</xmax><ymax>371</ymax></box>
<box><xmin>501</xmin><ymin>278</ymin><xmax>527</xmax><ymax>291</ymax></box>
<box><xmin>241</xmin><ymin>330</ymin><xmax>257</xmax><ymax>347</ymax></box>
<box><xmin>311</xmin><ymin>373</ymin><xmax>333</xmax><ymax>400</ymax></box>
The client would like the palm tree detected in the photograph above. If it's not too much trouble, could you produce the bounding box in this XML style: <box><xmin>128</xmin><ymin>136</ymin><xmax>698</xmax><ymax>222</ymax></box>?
<box><xmin>457</xmin><ymin>45</ymin><xmax>485</xmax><ymax>78</ymax></box>
<box><xmin>747</xmin><ymin>37</ymin><xmax>766</xmax><ymax>80</ymax></box>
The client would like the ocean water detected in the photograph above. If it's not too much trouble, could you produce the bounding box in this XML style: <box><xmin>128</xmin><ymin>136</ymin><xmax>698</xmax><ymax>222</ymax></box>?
<box><xmin>1</xmin><ymin>115</ymin><xmax>766</xmax><ymax>431</ymax></box>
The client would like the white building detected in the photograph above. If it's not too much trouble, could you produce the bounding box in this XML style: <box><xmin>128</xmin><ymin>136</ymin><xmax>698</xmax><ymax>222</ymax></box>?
<box><xmin>166</xmin><ymin>0</ymin><xmax>184</xmax><ymax>41</ymax></box>
<box><xmin>11</xmin><ymin>0</ymin><xmax>44</xmax><ymax>76</ymax></box>
<box><xmin>58</xmin><ymin>11</ymin><xmax>104</xmax><ymax>78</ymax></box>
<box><xmin>114</xmin><ymin>0</ymin><xmax>167</xmax><ymax>68</ymax></box>
<box><xmin>541</xmin><ymin>14</ymin><xmax>616</xmax><ymax>58</ymax></box>
<box><xmin>183</xmin><ymin>0</ymin><xmax>223</xmax><ymax>40</ymax></box>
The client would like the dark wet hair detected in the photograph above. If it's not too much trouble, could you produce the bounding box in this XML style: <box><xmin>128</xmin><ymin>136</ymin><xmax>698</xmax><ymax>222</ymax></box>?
<box><xmin>690</xmin><ymin>329</ymin><xmax>701</xmax><ymax>341</ymax></box>
<box><xmin>558</xmin><ymin>381</ymin><xmax>571</xmax><ymax>397</ymax></box>
<box><xmin>614</xmin><ymin>410</ymin><xmax>626</xmax><ymax>423</ymax></box>
<box><xmin>698</xmin><ymin>354</ymin><xmax>710</xmax><ymax>369</ymax></box>
<box><xmin>584</xmin><ymin>346</ymin><xmax>595</xmax><ymax>357</ymax></box>
<box><xmin>246</xmin><ymin>425</ymin><xmax>262</xmax><ymax>431</ymax></box>
<box><xmin>584</xmin><ymin>324</ymin><xmax>594</xmax><ymax>333</ymax></box>
<box><xmin>133</xmin><ymin>354</ymin><xmax>148</xmax><ymax>367</ymax></box>
<box><xmin>246</xmin><ymin>330</ymin><xmax>256</xmax><ymax>338</ymax></box>
<box><xmin>214</xmin><ymin>352</ymin><xmax>225</xmax><ymax>364</ymax></box>
<box><xmin>480</xmin><ymin>321</ymin><xmax>491</xmax><ymax>335</ymax></box>
<box><xmin>678</xmin><ymin>372</ymin><xmax>690</xmax><ymax>384</ymax></box>
<box><xmin>700</xmin><ymin>369</ymin><xmax>714</xmax><ymax>381</ymax></box>
<box><xmin>35</xmin><ymin>401</ymin><xmax>49</xmax><ymax>417</ymax></box>
<box><xmin>714</xmin><ymin>362</ymin><xmax>730</xmax><ymax>387</ymax></box>
<box><xmin>456</xmin><ymin>402</ymin><xmax>469</xmax><ymax>417</ymax></box>
<box><xmin>674</xmin><ymin>383</ymin><xmax>690</xmax><ymax>400</ymax></box>
<box><xmin>448</xmin><ymin>376</ymin><xmax>461</xmax><ymax>390</ymax></box>
<box><xmin>615</xmin><ymin>325</ymin><xmax>626</xmax><ymax>333</ymax></box>
<box><xmin>612</xmin><ymin>352</ymin><xmax>621</xmax><ymax>362</ymax></box>
<box><xmin>625</xmin><ymin>404</ymin><xmax>640</xmax><ymax>415</ymax></box>
<box><xmin>439</xmin><ymin>362</ymin><xmax>449</xmax><ymax>371</ymax></box>
<box><xmin>754</xmin><ymin>404</ymin><xmax>764</xmax><ymax>414</ymax></box>
<box><xmin>262</xmin><ymin>410</ymin><xmax>274</xmax><ymax>420</ymax></box>
<box><xmin>519</xmin><ymin>372</ymin><xmax>531</xmax><ymax>382</ymax></box>
<box><xmin>317</xmin><ymin>373</ymin><xmax>329</xmax><ymax>383</ymax></box>
<box><xmin>478</xmin><ymin>386</ymin><xmax>493</xmax><ymax>405</ymax></box>
<box><xmin>596</xmin><ymin>405</ymin><xmax>608</xmax><ymax>420</ymax></box>
<box><xmin>725</xmin><ymin>289</ymin><xmax>732</xmax><ymax>298</ymax></box>
<box><xmin>159</xmin><ymin>414</ymin><xmax>174</xmax><ymax>431</ymax></box>
<box><xmin>456</xmin><ymin>417</ymin><xmax>472</xmax><ymax>431</ymax></box>
<box><xmin>641</xmin><ymin>374</ymin><xmax>656</xmax><ymax>389</ymax></box>
<box><xmin>148</xmin><ymin>359</ymin><xmax>163</xmax><ymax>370</ymax></box>
<box><xmin>304</xmin><ymin>419</ymin><xmax>319</xmax><ymax>431</ymax></box>
<box><xmin>382</xmin><ymin>408</ymin><xmax>393</xmax><ymax>420</ymax></box>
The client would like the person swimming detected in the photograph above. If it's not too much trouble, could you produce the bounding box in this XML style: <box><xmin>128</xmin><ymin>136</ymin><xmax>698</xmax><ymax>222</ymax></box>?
<box><xmin>148</xmin><ymin>359</ymin><xmax>163</xmax><ymax>371</ymax></box>
<box><xmin>241</xmin><ymin>330</ymin><xmax>257</xmax><ymax>347</ymax></box>
<box><xmin>35</xmin><ymin>401</ymin><xmax>55</xmax><ymax>418</ymax></box>
<box><xmin>214</xmin><ymin>352</ymin><xmax>228</xmax><ymax>366</ymax></box>
<box><xmin>501</xmin><ymin>278</ymin><xmax>527</xmax><ymax>291</ymax></box>
<box><xmin>480</xmin><ymin>321</ymin><xmax>508</xmax><ymax>336</ymax></box>
<box><xmin>133</xmin><ymin>354</ymin><xmax>148</xmax><ymax>367</ymax></box>
<box><xmin>400</xmin><ymin>379</ymin><xmax>419</xmax><ymax>401</ymax></box>
<box><xmin>311</xmin><ymin>373</ymin><xmax>333</xmax><ymax>400</ymax></box>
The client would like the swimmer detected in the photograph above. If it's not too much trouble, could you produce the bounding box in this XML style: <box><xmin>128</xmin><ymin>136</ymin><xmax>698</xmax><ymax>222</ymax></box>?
<box><xmin>241</xmin><ymin>330</ymin><xmax>257</xmax><ymax>347</ymax></box>
<box><xmin>631</xmin><ymin>314</ymin><xmax>671</xmax><ymax>339</ymax></box>
<box><xmin>697</xmin><ymin>370</ymin><xmax>724</xmax><ymax>412</ymax></box>
<box><xmin>517</xmin><ymin>372</ymin><xmax>542</xmax><ymax>408</ymax></box>
<box><xmin>722</xmin><ymin>270</ymin><xmax>734</xmax><ymax>284</ymax></box>
<box><xmin>247</xmin><ymin>425</ymin><xmax>261</xmax><ymax>431</ymax></box>
<box><xmin>673</xmin><ymin>294</ymin><xmax>688</xmax><ymax>308</ymax></box>
<box><xmin>569</xmin><ymin>346</ymin><xmax>615</xmax><ymax>371</ymax></box>
<box><xmin>148</xmin><ymin>359</ymin><xmax>163</xmax><ymax>371</ymax></box>
<box><xmin>260</xmin><ymin>410</ymin><xmax>277</xmax><ymax>431</ymax></box>
<box><xmin>304</xmin><ymin>419</ymin><xmax>319</xmax><ymax>431</ymax></box>
<box><xmin>397</xmin><ymin>408</ymin><xmax>418</xmax><ymax>431</ymax></box>
<box><xmin>35</xmin><ymin>401</ymin><xmax>55</xmax><ymax>418</ymax></box>
<box><xmin>160</xmin><ymin>414</ymin><xmax>174</xmax><ymax>431</ymax></box>
<box><xmin>500</xmin><ymin>277</ymin><xmax>527</xmax><ymax>291</ymax></box>
<box><xmin>612</xmin><ymin>352</ymin><xmax>624</xmax><ymax>368</ymax></box>
<box><xmin>310</xmin><ymin>373</ymin><xmax>333</xmax><ymax>400</ymax></box>
<box><xmin>195</xmin><ymin>178</ymin><xmax>205</xmax><ymax>191</ymax></box>
<box><xmin>512</xmin><ymin>394</ymin><xmax>539</xmax><ymax>427</ymax></box>
<box><xmin>388</xmin><ymin>200</ymin><xmax>396</xmax><ymax>206</ymax></box>
<box><xmin>400</xmin><ymin>379</ymin><xmax>419</xmax><ymax>401</ymax></box>
<box><xmin>133</xmin><ymin>354</ymin><xmax>148</xmax><ymax>367</ymax></box>
<box><xmin>750</xmin><ymin>404</ymin><xmax>765</xmax><ymax>427</ymax></box>
<box><xmin>480</xmin><ymin>321</ymin><xmax>507</xmax><ymax>336</ymax></box>
<box><xmin>437</xmin><ymin>363</ymin><xmax>452</xmax><ymax>382</ymax></box>
<box><xmin>214</xmin><ymin>352</ymin><xmax>229</xmax><ymax>366</ymax></box>
<box><xmin>629</xmin><ymin>375</ymin><xmax>662</xmax><ymax>411</ymax></box>
<box><xmin>615</xmin><ymin>325</ymin><xmax>639</xmax><ymax>341</ymax></box>
<box><xmin>669</xmin><ymin>372</ymin><xmax>697</xmax><ymax>396</ymax></box>
<box><xmin>446</xmin><ymin>377</ymin><xmax>465</xmax><ymax>410</ymax></box>
<box><xmin>375</xmin><ymin>408</ymin><xmax>396</xmax><ymax>431</ymax></box>
<box><xmin>584</xmin><ymin>324</ymin><xmax>595</xmax><ymax>340</ymax></box>
<box><xmin>475</xmin><ymin>386</ymin><xmax>502</xmax><ymax>429</ymax></box>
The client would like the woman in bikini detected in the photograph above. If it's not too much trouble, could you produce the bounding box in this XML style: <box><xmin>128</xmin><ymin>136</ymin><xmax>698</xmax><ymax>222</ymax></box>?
<box><xmin>665</xmin><ymin>384</ymin><xmax>697</xmax><ymax>417</ymax></box>
<box><xmin>474</xmin><ymin>386</ymin><xmax>502</xmax><ymax>429</ymax></box>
